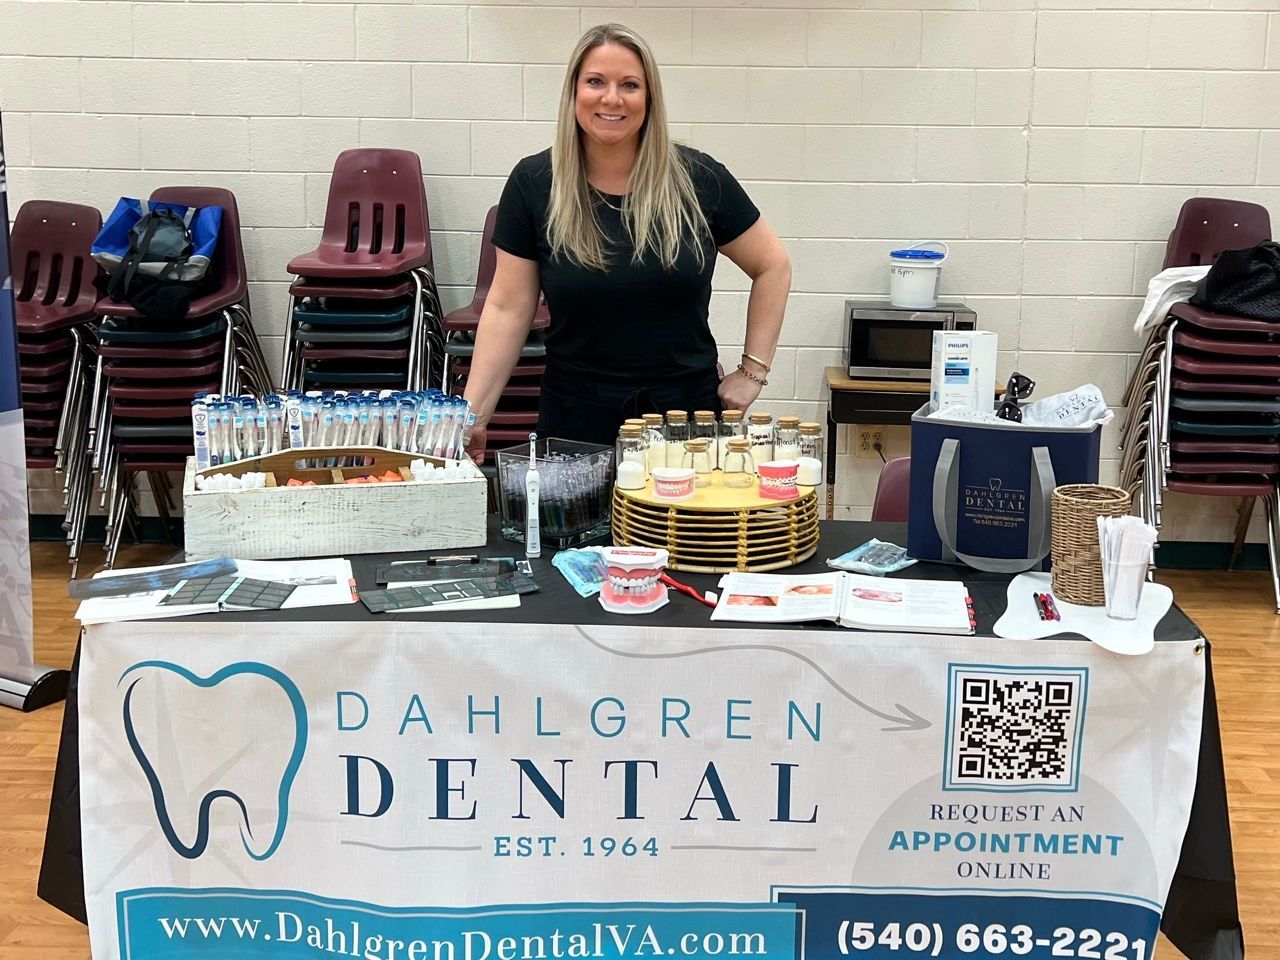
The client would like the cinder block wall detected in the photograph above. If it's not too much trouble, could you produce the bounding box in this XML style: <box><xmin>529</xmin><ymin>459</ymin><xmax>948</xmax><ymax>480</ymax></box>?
<box><xmin>3</xmin><ymin>3</ymin><xmax>1277</xmax><ymax>539</ymax></box>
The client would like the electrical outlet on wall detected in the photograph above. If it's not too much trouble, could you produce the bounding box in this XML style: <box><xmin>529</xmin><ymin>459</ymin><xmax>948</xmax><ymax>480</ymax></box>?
<box><xmin>854</xmin><ymin>427</ymin><xmax>885</xmax><ymax>459</ymax></box>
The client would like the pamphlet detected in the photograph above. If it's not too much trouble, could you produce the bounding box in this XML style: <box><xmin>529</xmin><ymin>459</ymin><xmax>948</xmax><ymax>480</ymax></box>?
<box><xmin>75</xmin><ymin>557</ymin><xmax>357</xmax><ymax>624</ymax></box>
<box><xmin>710</xmin><ymin>571</ymin><xmax>974</xmax><ymax>634</ymax></box>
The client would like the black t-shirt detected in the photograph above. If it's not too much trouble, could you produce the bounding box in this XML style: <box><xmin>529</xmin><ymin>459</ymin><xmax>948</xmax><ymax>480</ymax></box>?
<box><xmin>491</xmin><ymin>146</ymin><xmax>760</xmax><ymax>384</ymax></box>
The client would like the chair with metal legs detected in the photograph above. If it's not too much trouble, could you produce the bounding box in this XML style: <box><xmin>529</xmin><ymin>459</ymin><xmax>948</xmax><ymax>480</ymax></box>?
<box><xmin>282</xmin><ymin>149</ymin><xmax>445</xmax><ymax>392</ymax></box>
<box><xmin>1118</xmin><ymin>196</ymin><xmax>1277</xmax><ymax>608</ymax></box>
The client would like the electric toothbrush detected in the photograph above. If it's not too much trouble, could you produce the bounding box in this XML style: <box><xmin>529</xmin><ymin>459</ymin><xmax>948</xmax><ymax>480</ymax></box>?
<box><xmin>525</xmin><ymin>433</ymin><xmax>541</xmax><ymax>559</ymax></box>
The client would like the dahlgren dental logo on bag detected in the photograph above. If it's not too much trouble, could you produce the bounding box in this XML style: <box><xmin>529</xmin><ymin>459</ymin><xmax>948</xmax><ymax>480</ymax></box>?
<box><xmin>118</xmin><ymin>661</ymin><xmax>308</xmax><ymax>861</ymax></box>
<box><xmin>963</xmin><ymin>477</ymin><xmax>1027</xmax><ymax>529</ymax></box>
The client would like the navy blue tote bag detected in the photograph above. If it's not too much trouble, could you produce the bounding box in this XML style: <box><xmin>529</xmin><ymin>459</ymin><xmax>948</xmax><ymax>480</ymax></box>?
<box><xmin>907</xmin><ymin>404</ymin><xmax>1103</xmax><ymax>572</ymax></box>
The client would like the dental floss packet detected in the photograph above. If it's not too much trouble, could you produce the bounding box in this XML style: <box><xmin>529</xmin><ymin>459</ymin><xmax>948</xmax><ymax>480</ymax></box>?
<box><xmin>551</xmin><ymin>547</ymin><xmax>607</xmax><ymax>598</ymax></box>
<box><xmin>827</xmin><ymin>539</ymin><xmax>917</xmax><ymax>576</ymax></box>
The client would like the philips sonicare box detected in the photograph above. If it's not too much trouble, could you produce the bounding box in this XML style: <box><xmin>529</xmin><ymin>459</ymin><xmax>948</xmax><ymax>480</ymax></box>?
<box><xmin>931</xmin><ymin>330</ymin><xmax>998</xmax><ymax>412</ymax></box>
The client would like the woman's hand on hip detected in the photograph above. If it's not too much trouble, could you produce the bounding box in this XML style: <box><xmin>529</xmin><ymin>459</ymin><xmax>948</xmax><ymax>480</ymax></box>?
<box><xmin>718</xmin><ymin>369</ymin><xmax>763</xmax><ymax>411</ymax></box>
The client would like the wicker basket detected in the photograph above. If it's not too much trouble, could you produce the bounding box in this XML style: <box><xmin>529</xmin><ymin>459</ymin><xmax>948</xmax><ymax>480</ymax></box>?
<box><xmin>1050</xmin><ymin>484</ymin><xmax>1133</xmax><ymax>605</ymax></box>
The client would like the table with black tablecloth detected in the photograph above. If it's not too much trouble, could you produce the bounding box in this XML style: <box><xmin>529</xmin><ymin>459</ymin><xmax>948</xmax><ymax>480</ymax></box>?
<box><xmin>38</xmin><ymin>520</ymin><xmax>1244</xmax><ymax>960</ymax></box>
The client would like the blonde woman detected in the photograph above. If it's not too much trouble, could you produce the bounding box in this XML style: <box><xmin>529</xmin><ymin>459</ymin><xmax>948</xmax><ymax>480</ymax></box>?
<box><xmin>463</xmin><ymin>23</ymin><xmax>790</xmax><ymax>459</ymax></box>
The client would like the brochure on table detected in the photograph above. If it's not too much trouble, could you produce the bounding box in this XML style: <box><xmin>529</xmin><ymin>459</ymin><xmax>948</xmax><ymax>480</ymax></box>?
<box><xmin>711</xmin><ymin>571</ymin><xmax>973</xmax><ymax>634</ymax></box>
<box><xmin>74</xmin><ymin>558</ymin><xmax>356</xmax><ymax>624</ymax></box>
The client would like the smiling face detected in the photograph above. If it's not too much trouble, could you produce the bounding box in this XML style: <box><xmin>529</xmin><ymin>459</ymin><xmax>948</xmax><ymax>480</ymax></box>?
<box><xmin>573</xmin><ymin>42</ymin><xmax>648</xmax><ymax>154</ymax></box>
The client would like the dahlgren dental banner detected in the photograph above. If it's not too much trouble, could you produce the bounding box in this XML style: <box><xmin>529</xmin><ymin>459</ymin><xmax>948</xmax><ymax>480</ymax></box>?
<box><xmin>79</xmin><ymin>621</ymin><xmax>1205</xmax><ymax>960</ymax></box>
<box><xmin>0</xmin><ymin>111</ymin><xmax>38</xmax><ymax>706</ymax></box>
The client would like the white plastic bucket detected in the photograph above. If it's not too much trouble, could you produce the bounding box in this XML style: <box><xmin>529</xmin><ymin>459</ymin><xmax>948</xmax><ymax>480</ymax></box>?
<box><xmin>888</xmin><ymin>241</ymin><xmax>948</xmax><ymax>309</ymax></box>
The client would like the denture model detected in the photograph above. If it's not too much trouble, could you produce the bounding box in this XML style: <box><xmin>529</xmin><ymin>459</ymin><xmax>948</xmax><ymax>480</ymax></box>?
<box><xmin>599</xmin><ymin>546</ymin><xmax>670</xmax><ymax>615</ymax></box>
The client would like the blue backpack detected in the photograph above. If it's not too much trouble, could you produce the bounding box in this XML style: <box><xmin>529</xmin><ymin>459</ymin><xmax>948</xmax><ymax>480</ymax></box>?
<box><xmin>92</xmin><ymin>198</ymin><xmax>223</xmax><ymax>305</ymax></box>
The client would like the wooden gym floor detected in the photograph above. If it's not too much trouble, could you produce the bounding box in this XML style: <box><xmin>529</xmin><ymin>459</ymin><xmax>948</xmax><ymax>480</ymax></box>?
<box><xmin>0</xmin><ymin>543</ymin><xmax>1277</xmax><ymax>959</ymax></box>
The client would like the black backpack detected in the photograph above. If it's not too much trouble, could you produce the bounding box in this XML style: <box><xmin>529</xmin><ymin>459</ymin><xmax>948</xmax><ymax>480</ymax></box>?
<box><xmin>101</xmin><ymin>207</ymin><xmax>211</xmax><ymax>320</ymax></box>
<box><xmin>1189</xmin><ymin>241</ymin><xmax>1280</xmax><ymax>321</ymax></box>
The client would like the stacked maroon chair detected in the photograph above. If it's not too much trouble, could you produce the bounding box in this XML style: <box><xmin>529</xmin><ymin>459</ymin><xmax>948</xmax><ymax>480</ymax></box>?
<box><xmin>88</xmin><ymin>186</ymin><xmax>271</xmax><ymax>570</ymax></box>
<box><xmin>441</xmin><ymin>205</ymin><xmax>551</xmax><ymax>462</ymax></box>
<box><xmin>10</xmin><ymin>201</ymin><xmax>101</xmax><ymax>471</ymax></box>
<box><xmin>1118</xmin><ymin>197</ymin><xmax>1279</xmax><ymax>610</ymax></box>
<box><xmin>282</xmin><ymin>149</ymin><xmax>444</xmax><ymax>392</ymax></box>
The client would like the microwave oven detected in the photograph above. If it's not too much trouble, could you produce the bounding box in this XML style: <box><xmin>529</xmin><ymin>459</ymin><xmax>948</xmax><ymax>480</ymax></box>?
<box><xmin>842</xmin><ymin>300</ymin><xmax>977</xmax><ymax>380</ymax></box>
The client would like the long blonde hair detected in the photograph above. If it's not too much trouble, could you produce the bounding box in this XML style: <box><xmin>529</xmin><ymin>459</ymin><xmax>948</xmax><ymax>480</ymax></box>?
<box><xmin>548</xmin><ymin>23</ymin><xmax>710</xmax><ymax>272</ymax></box>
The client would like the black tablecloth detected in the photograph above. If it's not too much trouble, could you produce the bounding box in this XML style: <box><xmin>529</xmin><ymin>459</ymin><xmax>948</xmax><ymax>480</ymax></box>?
<box><xmin>37</xmin><ymin>520</ymin><xmax>1243</xmax><ymax>959</ymax></box>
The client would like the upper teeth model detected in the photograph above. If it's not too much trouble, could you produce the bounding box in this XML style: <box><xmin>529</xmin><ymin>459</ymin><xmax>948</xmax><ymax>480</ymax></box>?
<box><xmin>599</xmin><ymin>547</ymin><xmax>670</xmax><ymax>615</ymax></box>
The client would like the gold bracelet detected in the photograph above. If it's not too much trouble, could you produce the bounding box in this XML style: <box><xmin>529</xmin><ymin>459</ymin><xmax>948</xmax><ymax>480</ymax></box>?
<box><xmin>736</xmin><ymin>362</ymin><xmax>768</xmax><ymax>387</ymax></box>
<box><xmin>741</xmin><ymin>352</ymin><xmax>772</xmax><ymax>374</ymax></box>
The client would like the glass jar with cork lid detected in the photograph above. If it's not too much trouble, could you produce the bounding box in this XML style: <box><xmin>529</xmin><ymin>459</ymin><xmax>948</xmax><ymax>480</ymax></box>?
<box><xmin>692</xmin><ymin>410</ymin><xmax>718</xmax><ymax>466</ymax></box>
<box><xmin>774</xmin><ymin>416</ymin><xmax>801</xmax><ymax>462</ymax></box>
<box><xmin>721</xmin><ymin>437</ymin><xmax>755</xmax><ymax>488</ymax></box>
<box><xmin>748</xmin><ymin>412</ymin><xmax>774</xmax><ymax>470</ymax></box>
<box><xmin>797</xmin><ymin>422</ymin><xmax>823</xmax><ymax>486</ymax></box>
<box><xmin>680</xmin><ymin>438</ymin><xmax>715</xmax><ymax>487</ymax></box>
<box><xmin>665</xmin><ymin>410</ymin><xmax>690</xmax><ymax>468</ymax></box>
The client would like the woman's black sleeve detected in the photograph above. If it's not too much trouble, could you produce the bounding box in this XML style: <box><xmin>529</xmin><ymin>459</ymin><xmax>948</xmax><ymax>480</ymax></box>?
<box><xmin>704</xmin><ymin>156</ymin><xmax>761</xmax><ymax>248</ymax></box>
<box><xmin>491</xmin><ymin>163</ymin><xmax>540</xmax><ymax>261</ymax></box>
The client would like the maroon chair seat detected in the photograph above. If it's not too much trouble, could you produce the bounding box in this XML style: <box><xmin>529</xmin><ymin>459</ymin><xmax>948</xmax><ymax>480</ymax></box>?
<box><xmin>110</xmin><ymin>402</ymin><xmax>195</xmax><ymax>420</ymax></box>
<box><xmin>23</xmin><ymin>397</ymin><xmax>63</xmax><ymax>414</ymax></box>
<box><xmin>1162</xmin><ymin>198</ymin><xmax>1271</xmax><ymax>270</ymax></box>
<box><xmin>20</xmin><ymin>355</ymin><xmax>72</xmax><ymax>380</ymax></box>
<box><xmin>871</xmin><ymin>457</ymin><xmax>911</xmax><ymax>523</ymax></box>
<box><xmin>1171</xmin><ymin>439</ymin><xmax>1280</xmax><ymax>455</ymax></box>
<box><xmin>287</xmin><ymin>149</ymin><xmax>433</xmax><ymax>279</ymax></box>
<box><xmin>289</xmin><ymin>276</ymin><xmax>413</xmax><ymax>299</ymax></box>
<box><xmin>115</xmin><ymin>443</ymin><xmax>194</xmax><ymax>456</ymax></box>
<box><xmin>1173</xmin><ymin>375</ymin><xmax>1280</xmax><ymax>395</ymax></box>
<box><xmin>98</xmin><ymin>186</ymin><xmax>248</xmax><ymax>320</ymax></box>
<box><xmin>443</xmin><ymin>205</ymin><xmax>550</xmax><ymax>333</ymax></box>
<box><xmin>98</xmin><ymin>337</ymin><xmax>224</xmax><ymax>361</ymax></box>
<box><xmin>119</xmin><ymin>458</ymin><xmax>190</xmax><ymax>472</ymax></box>
<box><xmin>1170</xmin><ymin>302</ymin><xmax>1278</xmax><ymax>333</ymax></box>
<box><xmin>18</xmin><ymin>330</ymin><xmax>75</xmax><ymax>354</ymax></box>
<box><xmin>1174</xmin><ymin>328</ymin><xmax>1280</xmax><ymax>357</ymax></box>
<box><xmin>1173</xmin><ymin>352</ymin><xmax>1280</xmax><ymax>378</ymax></box>
<box><xmin>488</xmin><ymin>410</ymin><xmax>540</xmax><ymax>426</ymax></box>
<box><xmin>107</xmin><ymin>379</ymin><xmax>221</xmax><ymax>401</ymax></box>
<box><xmin>27</xmin><ymin>455</ymin><xmax>56</xmax><ymax>468</ymax></box>
<box><xmin>102</xmin><ymin>357</ymin><xmax>223</xmax><ymax>379</ymax></box>
<box><xmin>11</xmin><ymin>200</ymin><xmax>102</xmax><ymax>334</ymax></box>
<box><xmin>1167</xmin><ymin>457</ymin><xmax>1278</xmax><ymax>475</ymax></box>
<box><xmin>1167</xmin><ymin>476</ymin><xmax>1276</xmax><ymax>496</ymax></box>
<box><xmin>21</xmin><ymin>379</ymin><xmax>67</xmax><ymax>396</ymax></box>
<box><xmin>24</xmin><ymin>414</ymin><xmax>59</xmax><ymax>433</ymax></box>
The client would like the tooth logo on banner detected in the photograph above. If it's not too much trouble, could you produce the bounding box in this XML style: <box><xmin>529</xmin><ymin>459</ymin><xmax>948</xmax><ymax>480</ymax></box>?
<box><xmin>118</xmin><ymin>660</ymin><xmax>307</xmax><ymax>861</ymax></box>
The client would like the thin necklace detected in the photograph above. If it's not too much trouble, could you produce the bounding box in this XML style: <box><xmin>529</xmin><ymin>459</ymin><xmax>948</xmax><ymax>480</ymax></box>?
<box><xmin>590</xmin><ymin>186</ymin><xmax>624</xmax><ymax>212</ymax></box>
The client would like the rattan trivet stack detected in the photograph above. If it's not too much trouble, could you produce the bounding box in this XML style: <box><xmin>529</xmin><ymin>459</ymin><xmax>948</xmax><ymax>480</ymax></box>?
<box><xmin>611</xmin><ymin>477</ymin><xmax>820</xmax><ymax>573</ymax></box>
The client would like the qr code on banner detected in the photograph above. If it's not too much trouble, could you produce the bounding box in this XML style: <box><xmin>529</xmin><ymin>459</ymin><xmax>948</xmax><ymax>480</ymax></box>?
<box><xmin>942</xmin><ymin>666</ymin><xmax>1088</xmax><ymax>792</ymax></box>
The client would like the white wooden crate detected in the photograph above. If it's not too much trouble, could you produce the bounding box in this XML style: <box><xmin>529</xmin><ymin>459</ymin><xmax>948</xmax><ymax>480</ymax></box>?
<box><xmin>181</xmin><ymin>454</ymin><xmax>487</xmax><ymax>560</ymax></box>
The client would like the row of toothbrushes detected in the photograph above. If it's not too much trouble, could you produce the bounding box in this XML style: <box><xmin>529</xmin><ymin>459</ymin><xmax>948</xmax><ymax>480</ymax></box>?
<box><xmin>192</xmin><ymin>390</ymin><xmax>475</xmax><ymax>471</ymax></box>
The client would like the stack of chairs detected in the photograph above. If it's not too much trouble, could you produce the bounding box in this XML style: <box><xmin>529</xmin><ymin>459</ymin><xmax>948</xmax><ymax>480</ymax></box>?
<box><xmin>1119</xmin><ymin>197</ymin><xmax>1279</xmax><ymax>609</ymax></box>
<box><xmin>84</xmin><ymin>186</ymin><xmax>271</xmax><ymax>571</ymax></box>
<box><xmin>10</xmin><ymin>201</ymin><xmax>102</xmax><ymax>556</ymax></box>
<box><xmin>281</xmin><ymin>149</ymin><xmax>444</xmax><ymax>392</ymax></box>
<box><xmin>441</xmin><ymin>205</ymin><xmax>551</xmax><ymax>462</ymax></box>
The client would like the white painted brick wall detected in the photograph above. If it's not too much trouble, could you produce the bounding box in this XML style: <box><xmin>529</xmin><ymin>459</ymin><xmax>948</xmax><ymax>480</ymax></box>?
<box><xmin>6</xmin><ymin>1</ymin><xmax>1277</xmax><ymax>546</ymax></box>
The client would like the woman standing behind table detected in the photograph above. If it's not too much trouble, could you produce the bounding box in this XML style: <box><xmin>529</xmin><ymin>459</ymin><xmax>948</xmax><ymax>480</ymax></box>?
<box><xmin>463</xmin><ymin>23</ymin><xmax>791</xmax><ymax>460</ymax></box>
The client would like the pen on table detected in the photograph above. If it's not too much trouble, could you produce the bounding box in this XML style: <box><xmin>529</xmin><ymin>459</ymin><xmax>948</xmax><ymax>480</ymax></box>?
<box><xmin>1033</xmin><ymin>593</ymin><xmax>1048</xmax><ymax>621</ymax></box>
<box><xmin>1044</xmin><ymin>593</ymin><xmax>1062</xmax><ymax>621</ymax></box>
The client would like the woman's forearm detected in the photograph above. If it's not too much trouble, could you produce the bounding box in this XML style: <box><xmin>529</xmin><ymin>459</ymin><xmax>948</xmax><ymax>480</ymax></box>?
<box><xmin>463</xmin><ymin>305</ymin><xmax>535</xmax><ymax>423</ymax></box>
<box><xmin>742</xmin><ymin>259</ymin><xmax>791</xmax><ymax>371</ymax></box>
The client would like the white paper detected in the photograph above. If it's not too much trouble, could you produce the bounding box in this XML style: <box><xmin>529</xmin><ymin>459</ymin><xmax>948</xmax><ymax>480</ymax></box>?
<box><xmin>710</xmin><ymin>571</ymin><xmax>971</xmax><ymax>634</ymax></box>
<box><xmin>76</xmin><ymin>557</ymin><xmax>356</xmax><ymax>624</ymax></box>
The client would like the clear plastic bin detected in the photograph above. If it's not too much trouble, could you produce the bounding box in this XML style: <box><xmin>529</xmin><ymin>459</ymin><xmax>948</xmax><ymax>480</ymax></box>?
<box><xmin>496</xmin><ymin>437</ymin><xmax>614</xmax><ymax>548</ymax></box>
